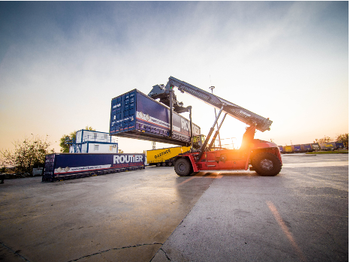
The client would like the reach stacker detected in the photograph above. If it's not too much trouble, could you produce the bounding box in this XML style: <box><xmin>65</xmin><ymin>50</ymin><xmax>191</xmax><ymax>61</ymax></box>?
<box><xmin>148</xmin><ymin>76</ymin><xmax>282</xmax><ymax>176</ymax></box>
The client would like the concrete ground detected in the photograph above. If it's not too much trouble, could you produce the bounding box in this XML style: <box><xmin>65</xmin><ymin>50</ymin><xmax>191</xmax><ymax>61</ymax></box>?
<box><xmin>0</xmin><ymin>154</ymin><xmax>348</xmax><ymax>262</ymax></box>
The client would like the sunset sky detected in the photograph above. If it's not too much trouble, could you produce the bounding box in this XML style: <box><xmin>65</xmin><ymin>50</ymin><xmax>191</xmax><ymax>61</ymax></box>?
<box><xmin>0</xmin><ymin>1</ymin><xmax>348</xmax><ymax>154</ymax></box>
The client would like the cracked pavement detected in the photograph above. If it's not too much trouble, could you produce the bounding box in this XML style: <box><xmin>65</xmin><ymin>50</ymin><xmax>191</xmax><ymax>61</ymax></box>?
<box><xmin>0</xmin><ymin>166</ymin><xmax>214</xmax><ymax>262</ymax></box>
<box><xmin>0</xmin><ymin>154</ymin><xmax>348</xmax><ymax>261</ymax></box>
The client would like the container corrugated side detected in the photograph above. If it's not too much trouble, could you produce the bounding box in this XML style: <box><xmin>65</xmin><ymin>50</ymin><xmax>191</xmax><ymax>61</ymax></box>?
<box><xmin>110</xmin><ymin>89</ymin><xmax>200</xmax><ymax>145</ymax></box>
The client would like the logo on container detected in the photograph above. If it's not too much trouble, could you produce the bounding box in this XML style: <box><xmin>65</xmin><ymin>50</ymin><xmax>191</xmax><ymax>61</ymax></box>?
<box><xmin>113</xmin><ymin>103</ymin><xmax>122</xmax><ymax>109</ymax></box>
<box><xmin>192</xmin><ymin>125</ymin><xmax>200</xmax><ymax>135</ymax></box>
<box><xmin>136</xmin><ymin>111</ymin><xmax>150</xmax><ymax>121</ymax></box>
<box><xmin>155</xmin><ymin>149</ymin><xmax>171</xmax><ymax>159</ymax></box>
<box><xmin>113</xmin><ymin>155</ymin><xmax>143</xmax><ymax>164</ymax></box>
<box><xmin>181</xmin><ymin>118</ymin><xmax>189</xmax><ymax>131</ymax></box>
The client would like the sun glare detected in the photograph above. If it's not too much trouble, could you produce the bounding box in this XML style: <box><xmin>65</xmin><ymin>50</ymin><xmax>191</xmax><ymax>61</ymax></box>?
<box><xmin>218</xmin><ymin>136</ymin><xmax>242</xmax><ymax>150</ymax></box>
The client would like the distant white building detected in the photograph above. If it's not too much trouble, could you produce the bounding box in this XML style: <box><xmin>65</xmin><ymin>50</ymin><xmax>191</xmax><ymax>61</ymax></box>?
<box><xmin>69</xmin><ymin>130</ymin><xmax>118</xmax><ymax>153</ymax></box>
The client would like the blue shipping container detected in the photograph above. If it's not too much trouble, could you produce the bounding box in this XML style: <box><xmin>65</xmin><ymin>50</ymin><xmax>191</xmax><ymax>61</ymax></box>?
<box><xmin>335</xmin><ymin>142</ymin><xmax>344</xmax><ymax>149</ymax></box>
<box><xmin>292</xmin><ymin>145</ymin><xmax>302</xmax><ymax>152</ymax></box>
<box><xmin>110</xmin><ymin>89</ymin><xmax>201</xmax><ymax>145</ymax></box>
<box><xmin>300</xmin><ymin>144</ymin><xmax>312</xmax><ymax>152</ymax></box>
<box><xmin>42</xmin><ymin>153</ymin><xmax>145</xmax><ymax>182</ymax></box>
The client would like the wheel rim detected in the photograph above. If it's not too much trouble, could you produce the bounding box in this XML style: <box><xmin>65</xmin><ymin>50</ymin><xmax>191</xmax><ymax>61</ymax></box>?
<box><xmin>260</xmin><ymin>159</ymin><xmax>273</xmax><ymax>170</ymax></box>
<box><xmin>179</xmin><ymin>163</ymin><xmax>186</xmax><ymax>172</ymax></box>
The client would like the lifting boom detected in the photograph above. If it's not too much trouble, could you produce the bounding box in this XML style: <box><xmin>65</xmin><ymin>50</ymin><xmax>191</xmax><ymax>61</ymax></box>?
<box><xmin>149</xmin><ymin>76</ymin><xmax>272</xmax><ymax>132</ymax></box>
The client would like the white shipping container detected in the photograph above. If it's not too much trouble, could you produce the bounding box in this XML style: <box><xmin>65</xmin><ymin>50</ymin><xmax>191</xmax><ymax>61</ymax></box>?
<box><xmin>69</xmin><ymin>130</ymin><xmax>118</xmax><ymax>154</ymax></box>
<box><xmin>76</xmin><ymin>130</ymin><xmax>118</xmax><ymax>143</ymax></box>
<box><xmin>87</xmin><ymin>143</ymin><xmax>118</xmax><ymax>153</ymax></box>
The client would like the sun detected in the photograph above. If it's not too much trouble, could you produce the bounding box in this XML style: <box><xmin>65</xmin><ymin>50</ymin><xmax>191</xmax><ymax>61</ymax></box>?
<box><xmin>213</xmin><ymin>118</ymin><xmax>247</xmax><ymax>149</ymax></box>
<box><xmin>217</xmin><ymin>136</ymin><xmax>242</xmax><ymax>149</ymax></box>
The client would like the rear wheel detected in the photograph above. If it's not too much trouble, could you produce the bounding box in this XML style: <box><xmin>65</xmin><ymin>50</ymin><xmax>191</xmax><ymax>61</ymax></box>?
<box><xmin>251</xmin><ymin>152</ymin><xmax>282</xmax><ymax>176</ymax></box>
<box><xmin>174</xmin><ymin>158</ymin><xmax>193</xmax><ymax>176</ymax></box>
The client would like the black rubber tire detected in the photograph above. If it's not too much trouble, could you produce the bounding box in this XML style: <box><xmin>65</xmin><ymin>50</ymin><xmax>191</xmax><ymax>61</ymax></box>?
<box><xmin>251</xmin><ymin>152</ymin><xmax>282</xmax><ymax>176</ymax></box>
<box><xmin>174</xmin><ymin>158</ymin><xmax>193</xmax><ymax>176</ymax></box>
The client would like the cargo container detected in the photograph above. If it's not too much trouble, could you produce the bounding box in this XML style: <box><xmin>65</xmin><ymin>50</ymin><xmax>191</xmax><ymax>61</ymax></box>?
<box><xmin>76</xmin><ymin>130</ymin><xmax>117</xmax><ymax>144</ymax></box>
<box><xmin>320</xmin><ymin>142</ymin><xmax>336</xmax><ymax>151</ymax></box>
<box><xmin>147</xmin><ymin>146</ymin><xmax>191</xmax><ymax>166</ymax></box>
<box><xmin>71</xmin><ymin>142</ymin><xmax>118</xmax><ymax>154</ymax></box>
<box><xmin>42</xmin><ymin>153</ymin><xmax>145</xmax><ymax>182</ymax></box>
<box><xmin>335</xmin><ymin>142</ymin><xmax>344</xmax><ymax>149</ymax></box>
<box><xmin>69</xmin><ymin>130</ymin><xmax>118</xmax><ymax>153</ymax></box>
<box><xmin>292</xmin><ymin>145</ymin><xmax>302</xmax><ymax>152</ymax></box>
<box><xmin>283</xmin><ymin>145</ymin><xmax>293</xmax><ymax>153</ymax></box>
<box><xmin>300</xmin><ymin>144</ymin><xmax>313</xmax><ymax>152</ymax></box>
<box><xmin>311</xmin><ymin>143</ymin><xmax>321</xmax><ymax>151</ymax></box>
<box><xmin>278</xmin><ymin>146</ymin><xmax>284</xmax><ymax>153</ymax></box>
<box><xmin>110</xmin><ymin>89</ymin><xmax>200</xmax><ymax>146</ymax></box>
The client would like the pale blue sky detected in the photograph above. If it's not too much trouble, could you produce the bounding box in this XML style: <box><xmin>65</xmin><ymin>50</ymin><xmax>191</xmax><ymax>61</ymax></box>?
<box><xmin>0</xmin><ymin>1</ymin><xmax>348</xmax><ymax>153</ymax></box>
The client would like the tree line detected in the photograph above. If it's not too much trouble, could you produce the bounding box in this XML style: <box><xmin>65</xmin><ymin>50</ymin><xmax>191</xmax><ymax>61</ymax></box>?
<box><xmin>0</xmin><ymin>127</ymin><xmax>95</xmax><ymax>175</ymax></box>
<box><xmin>0</xmin><ymin>135</ymin><xmax>53</xmax><ymax>175</ymax></box>
<box><xmin>315</xmin><ymin>134</ymin><xmax>348</xmax><ymax>148</ymax></box>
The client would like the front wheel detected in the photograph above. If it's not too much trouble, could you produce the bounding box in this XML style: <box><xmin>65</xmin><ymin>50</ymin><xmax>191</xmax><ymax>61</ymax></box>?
<box><xmin>174</xmin><ymin>158</ymin><xmax>193</xmax><ymax>176</ymax></box>
<box><xmin>251</xmin><ymin>153</ymin><xmax>282</xmax><ymax>176</ymax></box>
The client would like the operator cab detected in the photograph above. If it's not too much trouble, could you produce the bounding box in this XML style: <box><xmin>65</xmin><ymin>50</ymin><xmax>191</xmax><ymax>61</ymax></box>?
<box><xmin>240</xmin><ymin>125</ymin><xmax>256</xmax><ymax>150</ymax></box>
